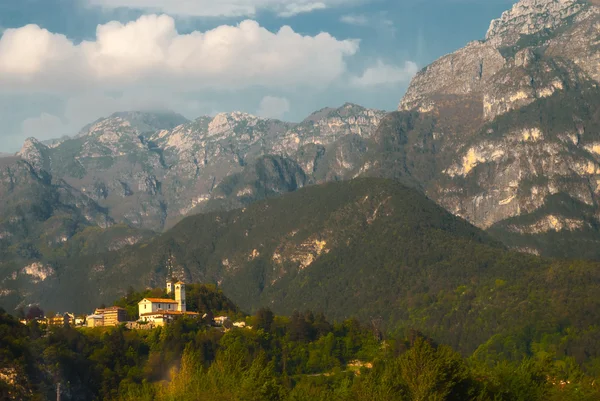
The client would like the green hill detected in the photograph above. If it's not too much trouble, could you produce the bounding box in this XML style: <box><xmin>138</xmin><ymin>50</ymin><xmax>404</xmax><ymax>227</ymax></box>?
<box><xmin>22</xmin><ymin>178</ymin><xmax>600</xmax><ymax>360</ymax></box>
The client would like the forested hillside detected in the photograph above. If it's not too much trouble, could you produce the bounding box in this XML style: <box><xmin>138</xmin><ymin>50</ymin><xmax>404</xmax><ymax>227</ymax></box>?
<box><xmin>10</xmin><ymin>178</ymin><xmax>598</xmax><ymax>361</ymax></box>
<box><xmin>1</xmin><ymin>304</ymin><xmax>598</xmax><ymax>400</ymax></box>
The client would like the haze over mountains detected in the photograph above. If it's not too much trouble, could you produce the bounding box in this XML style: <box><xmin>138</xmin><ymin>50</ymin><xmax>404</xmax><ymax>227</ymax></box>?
<box><xmin>2</xmin><ymin>0</ymin><xmax>600</xmax><ymax>315</ymax></box>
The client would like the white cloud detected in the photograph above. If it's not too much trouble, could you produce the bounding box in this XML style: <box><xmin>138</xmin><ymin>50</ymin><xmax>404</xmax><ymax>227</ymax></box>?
<box><xmin>0</xmin><ymin>15</ymin><xmax>359</xmax><ymax>93</ymax></box>
<box><xmin>21</xmin><ymin>113</ymin><xmax>67</xmax><ymax>141</ymax></box>
<box><xmin>16</xmin><ymin>91</ymin><xmax>213</xmax><ymax>144</ymax></box>
<box><xmin>87</xmin><ymin>0</ymin><xmax>353</xmax><ymax>17</ymax></box>
<box><xmin>340</xmin><ymin>14</ymin><xmax>369</xmax><ymax>26</ymax></box>
<box><xmin>278</xmin><ymin>2</ymin><xmax>327</xmax><ymax>17</ymax></box>
<box><xmin>257</xmin><ymin>96</ymin><xmax>290</xmax><ymax>119</ymax></box>
<box><xmin>351</xmin><ymin>60</ymin><xmax>419</xmax><ymax>87</ymax></box>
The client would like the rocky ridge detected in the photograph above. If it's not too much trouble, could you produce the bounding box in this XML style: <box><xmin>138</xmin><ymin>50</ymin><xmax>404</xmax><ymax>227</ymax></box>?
<box><xmin>16</xmin><ymin>104</ymin><xmax>386</xmax><ymax>230</ymax></box>
<box><xmin>391</xmin><ymin>0</ymin><xmax>600</xmax><ymax>253</ymax></box>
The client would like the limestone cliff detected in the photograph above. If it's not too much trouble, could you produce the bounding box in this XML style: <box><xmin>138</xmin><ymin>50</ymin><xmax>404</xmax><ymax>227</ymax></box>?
<box><xmin>392</xmin><ymin>0</ymin><xmax>600</xmax><ymax>256</ymax></box>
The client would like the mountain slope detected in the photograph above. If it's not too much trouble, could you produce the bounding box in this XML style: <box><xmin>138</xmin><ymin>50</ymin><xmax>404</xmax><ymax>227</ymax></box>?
<box><xmin>12</xmin><ymin>178</ymin><xmax>600</xmax><ymax>356</ymax></box>
<box><xmin>365</xmin><ymin>0</ymin><xmax>600</xmax><ymax>259</ymax></box>
<box><xmin>0</xmin><ymin>156</ymin><xmax>155</xmax><ymax>307</ymax></box>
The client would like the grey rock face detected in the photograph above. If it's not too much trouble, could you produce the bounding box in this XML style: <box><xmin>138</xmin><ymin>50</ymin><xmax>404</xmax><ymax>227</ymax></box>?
<box><xmin>394</xmin><ymin>0</ymin><xmax>600</xmax><ymax>254</ymax></box>
<box><xmin>486</xmin><ymin>0</ymin><xmax>584</xmax><ymax>47</ymax></box>
<box><xmin>401</xmin><ymin>0</ymin><xmax>599</xmax><ymax>119</ymax></box>
<box><xmin>16</xmin><ymin>104</ymin><xmax>386</xmax><ymax>231</ymax></box>
<box><xmin>400</xmin><ymin>41</ymin><xmax>506</xmax><ymax>116</ymax></box>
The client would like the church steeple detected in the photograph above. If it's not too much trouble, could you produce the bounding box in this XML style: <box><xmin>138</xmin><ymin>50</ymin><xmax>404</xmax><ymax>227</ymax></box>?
<box><xmin>175</xmin><ymin>281</ymin><xmax>186</xmax><ymax>312</ymax></box>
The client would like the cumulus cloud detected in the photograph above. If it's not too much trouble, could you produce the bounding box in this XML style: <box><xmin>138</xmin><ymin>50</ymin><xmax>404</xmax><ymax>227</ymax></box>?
<box><xmin>87</xmin><ymin>0</ymin><xmax>352</xmax><ymax>17</ymax></box>
<box><xmin>0</xmin><ymin>15</ymin><xmax>359</xmax><ymax>93</ymax></box>
<box><xmin>351</xmin><ymin>60</ymin><xmax>419</xmax><ymax>87</ymax></box>
<box><xmin>257</xmin><ymin>96</ymin><xmax>290</xmax><ymax>119</ymax></box>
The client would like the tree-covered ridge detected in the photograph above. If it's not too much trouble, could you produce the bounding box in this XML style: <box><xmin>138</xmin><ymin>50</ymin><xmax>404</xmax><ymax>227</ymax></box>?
<box><xmin>25</xmin><ymin>178</ymin><xmax>600</xmax><ymax>364</ymax></box>
<box><xmin>1</xmin><ymin>306</ymin><xmax>598</xmax><ymax>401</ymax></box>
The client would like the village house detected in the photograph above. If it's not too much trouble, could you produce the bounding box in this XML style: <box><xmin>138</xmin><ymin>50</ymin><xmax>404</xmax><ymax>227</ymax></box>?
<box><xmin>138</xmin><ymin>280</ymin><xmax>198</xmax><ymax>326</ymax></box>
<box><xmin>47</xmin><ymin>313</ymin><xmax>71</xmax><ymax>327</ymax></box>
<box><xmin>95</xmin><ymin>307</ymin><xmax>127</xmax><ymax>327</ymax></box>
<box><xmin>86</xmin><ymin>314</ymin><xmax>104</xmax><ymax>328</ymax></box>
<box><xmin>86</xmin><ymin>306</ymin><xmax>128</xmax><ymax>328</ymax></box>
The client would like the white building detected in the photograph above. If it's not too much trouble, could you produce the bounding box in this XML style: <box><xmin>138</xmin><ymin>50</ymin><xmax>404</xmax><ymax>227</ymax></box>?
<box><xmin>86</xmin><ymin>314</ymin><xmax>104</xmax><ymax>328</ymax></box>
<box><xmin>137</xmin><ymin>279</ymin><xmax>197</xmax><ymax>326</ymax></box>
<box><xmin>138</xmin><ymin>298</ymin><xmax>179</xmax><ymax>315</ymax></box>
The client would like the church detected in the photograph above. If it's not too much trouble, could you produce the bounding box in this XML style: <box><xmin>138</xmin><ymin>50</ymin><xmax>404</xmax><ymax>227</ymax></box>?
<box><xmin>138</xmin><ymin>279</ymin><xmax>198</xmax><ymax>326</ymax></box>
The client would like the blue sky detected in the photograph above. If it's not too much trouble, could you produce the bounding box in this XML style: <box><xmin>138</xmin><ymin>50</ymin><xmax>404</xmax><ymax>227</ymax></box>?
<box><xmin>0</xmin><ymin>0</ymin><xmax>513</xmax><ymax>152</ymax></box>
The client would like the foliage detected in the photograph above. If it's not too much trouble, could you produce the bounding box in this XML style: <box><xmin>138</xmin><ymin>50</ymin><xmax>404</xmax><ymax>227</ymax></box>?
<box><xmin>1</xmin><ymin>307</ymin><xmax>598</xmax><ymax>401</ymax></box>
<box><xmin>15</xmin><ymin>179</ymin><xmax>600</xmax><ymax>364</ymax></box>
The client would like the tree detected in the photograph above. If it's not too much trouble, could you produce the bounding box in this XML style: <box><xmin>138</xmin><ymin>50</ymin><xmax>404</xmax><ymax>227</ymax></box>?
<box><xmin>398</xmin><ymin>337</ymin><xmax>470</xmax><ymax>401</ymax></box>
<box><xmin>26</xmin><ymin>306</ymin><xmax>44</xmax><ymax>320</ymax></box>
<box><xmin>255</xmin><ymin>308</ymin><xmax>274</xmax><ymax>332</ymax></box>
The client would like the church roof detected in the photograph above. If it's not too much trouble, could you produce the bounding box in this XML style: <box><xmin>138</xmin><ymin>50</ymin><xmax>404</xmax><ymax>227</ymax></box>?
<box><xmin>140</xmin><ymin>310</ymin><xmax>199</xmax><ymax>317</ymax></box>
<box><xmin>140</xmin><ymin>298</ymin><xmax>178</xmax><ymax>304</ymax></box>
<box><xmin>175</xmin><ymin>281</ymin><xmax>185</xmax><ymax>285</ymax></box>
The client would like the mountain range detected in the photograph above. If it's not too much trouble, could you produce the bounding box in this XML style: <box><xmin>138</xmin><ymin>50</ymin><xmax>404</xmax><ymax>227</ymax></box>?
<box><xmin>2</xmin><ymin>0</ymin><xmax>600</xmax><ymax>327</ymax></box>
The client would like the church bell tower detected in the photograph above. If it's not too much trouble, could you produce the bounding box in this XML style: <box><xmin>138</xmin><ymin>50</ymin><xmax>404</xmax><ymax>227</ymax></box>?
<box><xmin>175</xmin><ymin>282</ymin><xmax>186</xmax><ymax>312</ymax></box>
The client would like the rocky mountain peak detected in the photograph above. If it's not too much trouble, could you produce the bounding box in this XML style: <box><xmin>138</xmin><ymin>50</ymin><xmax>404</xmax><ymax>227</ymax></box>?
<box><xmin>399</xmin><ymin>0</ymin><xmax>599</xmax><ymax>121</ymax></box>
<box><xmin>18</xmin><ymin>137</ymin><xmax>43</xmax><ymax>150</ymax></box>
<box><xmin>209</xmin><ymin>111</ymin><xmax>258</xmax><ymax>131</ymax></box>
<box><xmin>17</xmin><ymin>138</ymin><xmax>49</xmax><ymax>171</ymax></box>
<box><xmin>303</xmin><ymin>103</ymin><xmax>381</xmax><ymax>125</ymax></box>
<box><xmin>486</xmin><ymin>0</ymin><xmax>585</xmax><ymax>47</ymax></box>
<box><xmin>78</xmin><ymin>111</ymin><xmax>189</xmax><ymax>139</ymax></box>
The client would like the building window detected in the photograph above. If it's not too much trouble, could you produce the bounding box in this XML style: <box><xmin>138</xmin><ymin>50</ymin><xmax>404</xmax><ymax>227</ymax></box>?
<box><xmin>144</xmin><ymin>304</ymin><xmax>147</xmax><ymax>310</ymax></box>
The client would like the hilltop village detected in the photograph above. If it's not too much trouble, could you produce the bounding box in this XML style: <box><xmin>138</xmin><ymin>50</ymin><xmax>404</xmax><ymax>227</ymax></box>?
<box><xmin>19</xmin><ymin>279</ymin><xmax>247</xmax><ymax>330</ymax></box>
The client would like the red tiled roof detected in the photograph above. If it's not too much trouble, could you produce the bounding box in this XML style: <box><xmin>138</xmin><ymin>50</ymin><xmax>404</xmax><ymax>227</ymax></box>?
<box><xmin>97</xmin><ymin>306</ymin><xmax>126</xmax><ymax>311</ymax></box>
<box><xmin>140</xmin><ymin>298</ymin><xmax>178</xmax><ymax>304</ymax></box>
<box><xmin>140</xmin><ymin>310</ymin><xmax>199</xmax><ymax>317</ymax></box>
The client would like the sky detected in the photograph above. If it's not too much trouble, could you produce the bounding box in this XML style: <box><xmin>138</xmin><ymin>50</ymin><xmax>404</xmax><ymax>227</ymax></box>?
<box><xmin>0</xmin><ymin>0</ymin><xmax>514</xmax><ymax>152</ymax></box>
